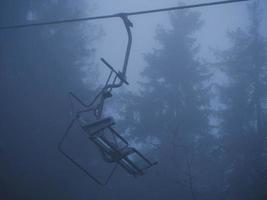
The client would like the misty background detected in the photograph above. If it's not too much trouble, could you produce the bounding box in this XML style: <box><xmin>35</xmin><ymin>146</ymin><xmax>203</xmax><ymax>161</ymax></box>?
<box><xmin>0</xmin><ymin>0</ymin><xmax>267</xmax><ymax>200</ymax></box>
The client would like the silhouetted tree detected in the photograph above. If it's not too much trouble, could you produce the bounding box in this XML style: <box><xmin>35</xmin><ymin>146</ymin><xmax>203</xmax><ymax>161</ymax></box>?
<box><xmin>217</xmin><ymin>1</ymin><xmax>267</xmax><ymax>199</ymax></box>
<box><xmin>119</xmin><ymin>9</ymin><xmax>216</xmax><ymax>200</ymax></box>
<box><xmin>0</xmin><ymin>1</ymin><xmax>99</xmax><ymax>199</ymax></box>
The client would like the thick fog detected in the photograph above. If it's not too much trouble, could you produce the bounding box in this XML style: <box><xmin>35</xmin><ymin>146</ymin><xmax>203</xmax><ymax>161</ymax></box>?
<box><xmin>0</xmin><ymin>0</ymin><xmax>267</xmax><ymax>200</ymax></box>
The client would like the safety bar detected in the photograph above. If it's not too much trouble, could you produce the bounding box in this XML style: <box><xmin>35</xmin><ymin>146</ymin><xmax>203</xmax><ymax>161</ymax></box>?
<box><xmin>100</xmin><ymin>58</ymin><xmax>129</xmax><ymax>85</ymax></box>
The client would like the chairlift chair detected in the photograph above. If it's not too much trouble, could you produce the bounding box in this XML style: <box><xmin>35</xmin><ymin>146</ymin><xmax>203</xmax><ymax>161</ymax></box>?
<box><xmin>82</xmin><ymin>116</ymin><xmax>158</xmax><ymax>177</ymax></box>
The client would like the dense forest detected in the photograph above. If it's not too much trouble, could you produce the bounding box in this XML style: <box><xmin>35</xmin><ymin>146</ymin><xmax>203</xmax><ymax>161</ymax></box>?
<box><xmin>0</xmin><ymin>0</ymin><xmax>266</xmax><ymax>200</ymax></box>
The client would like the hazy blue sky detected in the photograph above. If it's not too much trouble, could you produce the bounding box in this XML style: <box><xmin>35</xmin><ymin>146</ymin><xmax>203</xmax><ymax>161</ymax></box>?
<box><xmin>87</xmin><ymin>0</ymin><xmax>266</xmax><ymax>91</ymax></box>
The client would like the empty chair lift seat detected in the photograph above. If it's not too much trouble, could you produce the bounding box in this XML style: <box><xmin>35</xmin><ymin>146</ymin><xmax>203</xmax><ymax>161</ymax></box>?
<box><xmin>81</xmin><ymin>117</ymin><xmax>157</xmax><ymax>177</ymax></box>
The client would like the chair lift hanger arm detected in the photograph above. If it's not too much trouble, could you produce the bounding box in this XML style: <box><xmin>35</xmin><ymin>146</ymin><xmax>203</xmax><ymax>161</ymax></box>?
<box><xmin>66</xmin><ymin>14</ymin><xmax>132</xmax><ymax>115</ymax></box>
<box><xmin>101</xmin><ymin>14</ymin><xmax>132</xmax><ymax>89</ymax></box>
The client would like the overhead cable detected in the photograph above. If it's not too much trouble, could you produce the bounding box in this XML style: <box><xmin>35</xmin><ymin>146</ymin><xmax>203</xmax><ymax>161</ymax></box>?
<box><xmin>0</xmin><ymin>0</ymin><xmax>250</xmax><ymax>30</ymax></box>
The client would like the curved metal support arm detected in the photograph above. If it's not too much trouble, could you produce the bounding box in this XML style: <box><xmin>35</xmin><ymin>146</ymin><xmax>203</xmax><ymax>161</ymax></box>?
<box><xmin>118</xmin><ymin>13</ymin><xmax>133</xmax><ymax>76</ymax></box>
<box><xmin>104</xmin><ymin>14</ymin><xmax>133</xmax><ymax>90</ymax></box>
<box><xmin>68</xmin><ymin>14</ymin><xmax>133</xmax><ymax>119</ymax></box>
